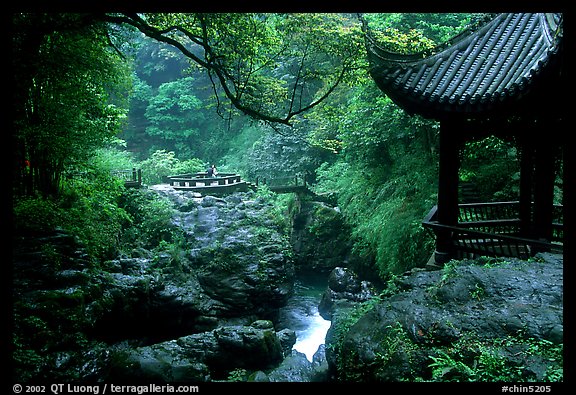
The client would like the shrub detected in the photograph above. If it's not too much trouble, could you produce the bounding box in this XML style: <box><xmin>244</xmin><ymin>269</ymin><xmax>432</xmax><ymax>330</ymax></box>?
<box><xmin>139</xmin><ymin>149</ymin><xmax>205</xmax><ymax>185</ymax></box>
<box><xmin>118</xmin><ymin>188</ymin><xmax>180</xmax><ymax>251</ymax></box>
<box><xmin>13</xmin><ymin>196</ymin><xmax>63</xmax><ymax>233</ymax></box>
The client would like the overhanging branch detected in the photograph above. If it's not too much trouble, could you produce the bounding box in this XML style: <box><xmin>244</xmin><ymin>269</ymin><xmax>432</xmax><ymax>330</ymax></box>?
<box><xmin>99</xmin><ymin>12</ymin><xmax>356</xmax><ymax>126</ymax></box>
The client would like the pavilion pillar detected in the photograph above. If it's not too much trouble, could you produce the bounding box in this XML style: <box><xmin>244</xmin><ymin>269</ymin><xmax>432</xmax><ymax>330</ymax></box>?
<box><xmin>532</xmin><ymin>141</ymin><xmax>557</xmax><ymax>246</ymax></box>
<box><xmin>434</xmin><ymin>120</ymin><xmax>461</xmax><ymax>264</ymax></box>
<box><xmin>518</xmin><ymin>140</ymin><xmax>536</xmax><ymax>238</ymax></box>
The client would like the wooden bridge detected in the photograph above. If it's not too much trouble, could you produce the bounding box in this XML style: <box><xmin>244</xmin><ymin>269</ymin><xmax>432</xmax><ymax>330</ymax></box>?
<box><xmin>255</xmin><ymin>175</ymin><xmax>312</xmax><ymax>195</ymax></box>
<box><xmin>111</xmin><ymin>168</ymin><xmax>142</xmax><ymax>188</ymax></box>
<box><xmin>423</xmin><ymin>201</ymin><xmax>563</xmax><ymax>261</ymax></box>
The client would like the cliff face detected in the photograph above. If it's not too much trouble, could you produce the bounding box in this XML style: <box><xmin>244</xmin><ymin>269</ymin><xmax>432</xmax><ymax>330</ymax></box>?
<box><xmin>290</xmin><ymin>201</ymin><xmax>360</xmax><ymax>274</ymax></box>
<box><xmin>11</xmin><ymin>187</ymin><xmax>296</xmax><ymax>382</ymax></box>
<box><xmin>324</xmin><ymin>254</ymin><xmax>563</xmax><ymax>382</ymax></box>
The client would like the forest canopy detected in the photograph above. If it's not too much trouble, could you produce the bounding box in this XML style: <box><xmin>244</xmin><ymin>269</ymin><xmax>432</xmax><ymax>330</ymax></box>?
<box><xmin>101</xmin><ymin>13</ymin><xmax>367</xmax><ymax>125</ymax></box>
<box><xmin>12</xmin><ymin>12</ymin><xmax>523</xmax><ymax>275</ymax></box>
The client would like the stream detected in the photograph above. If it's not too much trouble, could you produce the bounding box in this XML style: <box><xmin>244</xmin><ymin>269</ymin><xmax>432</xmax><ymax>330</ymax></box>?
<box><xmin>277</xmin><ymin>274</ymin><xmax>331</xmax><ymax>362</ymax></box>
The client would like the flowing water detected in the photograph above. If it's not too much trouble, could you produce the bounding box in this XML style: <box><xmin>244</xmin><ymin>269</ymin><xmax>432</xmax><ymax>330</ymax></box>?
<box><xmin>277</xmin><ymin>274</ymin><xmax>331</xmax><ymax>362</ymax></box>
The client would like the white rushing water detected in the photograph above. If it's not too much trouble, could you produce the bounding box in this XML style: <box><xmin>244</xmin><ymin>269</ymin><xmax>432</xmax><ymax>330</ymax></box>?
<box><xmin>279</xmin><ymin>276</ymin><xmax>330</xmax><ymax>362</ymax></box>
<box><xmin>277</xmin><ymin>278</ymin><xmax>332</xmax><ymax>363</ymax></box>
<box><xmin>292</xmin><ymin>310</ymin><xmax>331</xmax><ymax>362</ymax></box>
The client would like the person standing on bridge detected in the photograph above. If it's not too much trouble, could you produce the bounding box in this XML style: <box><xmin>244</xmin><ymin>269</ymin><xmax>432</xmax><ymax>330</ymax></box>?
<box><xmin>207</xmin><ymin>164</ymin><xmax>218</xmax><ymax>177</ymax></box>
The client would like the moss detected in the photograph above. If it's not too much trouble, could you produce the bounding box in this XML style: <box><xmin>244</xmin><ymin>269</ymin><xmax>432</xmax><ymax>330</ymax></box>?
<box><xmin>328</xmin><ymin>298</ymin><xmax>381</xmax><ymax>380</ymax></box>
<box><xmin>306</xmin><ymin>204</ymin><xmax>344</xmax><ymax>239</ymax></box>
<box><xmin>426</xmin><ymin>331</ymin><xmax>563</xmax><ymax>382</ymax></box>
<box><xmin>336</xmin><ymin>320</ymin><xmax>424</xmax><ymax>382</ymax></box>
<box><xmin>334</xmin><ymin>320</ymin><xmax>563</xmax><ymax>382</ymax></box>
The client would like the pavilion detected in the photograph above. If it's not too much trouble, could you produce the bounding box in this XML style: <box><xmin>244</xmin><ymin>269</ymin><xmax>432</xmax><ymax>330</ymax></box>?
<box><xmin>362</xmin><ymin>13</ymin><xmax>567</xmax><ymax>265</ymax></box>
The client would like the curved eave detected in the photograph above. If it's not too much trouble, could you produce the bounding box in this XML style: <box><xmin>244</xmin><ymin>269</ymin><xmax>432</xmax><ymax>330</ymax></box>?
<box><xmin>366</xmin><ymin>13</ymin><xmax>563</xmax><ymax>120</ymax></box>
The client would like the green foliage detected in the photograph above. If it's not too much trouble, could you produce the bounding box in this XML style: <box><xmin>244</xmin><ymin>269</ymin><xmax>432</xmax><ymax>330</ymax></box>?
<box><xmin>201</xmin><ymin>246</ymin><xmax>245</xmax><ymax>273</ymax></box>
<box><xmin>92</xmin><ymin>145</ymin><xmax>138</xmax><ymax>172</ymax></box>
<box><xmin>305</xmin><ymin>15</ymin><xmax>479</xmax><ymax>277</ymax></box>
<box><xmin>151</xmin><ymin>235</ymin><xmax>188</xmax><ymax>275</ymax></box>
<box><xmin>245</xmin><ymin>130</ymin><xmax>327</xmax><ymax>182</ymax></box>
<box><xmin>440</xmin><ymin>259</ymin><xmax>461</xmax><ymax>284</ymax></box>
<box><xmin>117</xmin><ymin>13</ymin><xmax>485</xmax><ymax>283</ymax></box>
<box><xmin>257</xmin><ymin>188</ymin><xmax>295</xmax><ymax>235</ymax></box>
<box><xmin>364</xmin><ymin>13</ymin><xmax>487</xmax><ymax>48</ymax></box>
<box><xmin>428</xmin><ymin>333</ymin><xmax>563</xmax><ymax>382</ymax></box>
<box><xmin>331</xmin><ymin>302</ymin><xmax>421</xmax><ymax>382</ymax></box>
<box><xmin>371</xmin><ymin>322</ymin><xmax>421</xmax><ymax>378</ymax></box>
<box><xmin>13</xmin><ymin>197</ymin><xmax>63</xmax><ymax>233</ymax></box>
<box><xmin>12</xmin><ymin>13</ymin><xmax>131</xmax><ymax>197</ymax></box>
<box><xmin>118</xmin><ymin>188</ymin><xmax>181</xmax><ymax>251</ymax></box>
<box><xmin>139</xmin><ymin>150</ymin><xmax>205</xmax><ymax>184</ymax></box>
<box><xmin>370</xmin><ymin>27</ymin><xmax>436</xmax><ymax>54</ymax></box>
<box><xmin>11</xmin><ymin>315</ymin><xmax>49</xmax><ymax>382</ymax></box>
<box><xmin>227</xmin><ymin>368</ymin><xmax>248</xmax><ymax>382</ymax></box>
<box><xmin>13</xmin><ymin>147</ymin><xmax>140</xmax><ymax>261</ymax></box>
<box><xmin>460</xmin><ymin>136</ymin><xmax>520</xmax><ymax>202</ymax></box>
<box><xmin>429</xmin><ymin>350</ymin><xmax>476</xmax><ymax>381</ymax></box>
<box><xmin>59</xmin><ymin>167</ymin><xmax>130</xmax><ymax>260</ymax></box>
<box><xmin>144</xmin><ymin>77</ymin><xmax>205</xmax><ymax>147</ymax></box>
<box><xmin>469</xmin><ymin>283</ymin><xmax>486</xmax><ymax>300</ymax></box>
<box><xmin>313</xmin><ymin>14</ymin><xmax>486</xmax><ymax>276</ymax></box>
<box><xmin>122</xmin><ymin>38</ymin><xmax>237</xmax><ymax>161</ymax></box>
<box><xmin>328</xmin><ymin>297</ymin><xmax>380</xmax><ymax>375</ymax></box>
<box><xmin>312</xmin><ymin>84</ymin><xmax>438</xmax><ymax>276</ymax></box>
<box><xmin>218</xmin><ymin>125</ymin><xmax>264</xmax><ymax>175</ymax></box>
<box><xmin>125</xmin><ymin>13</ymin><xmax>365</xmax><ymax>125</ymax></box>
<box><xmin>379</xmin><ymin>273</ymin><xmax>402</xmax><ymax>298</ymax></box>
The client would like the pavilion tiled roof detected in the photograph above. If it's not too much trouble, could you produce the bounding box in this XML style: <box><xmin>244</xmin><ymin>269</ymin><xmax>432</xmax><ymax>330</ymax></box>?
<box><xmin>364</xmin><ymin>13</ymin><xmax>564</xmax><ymax>120</ymax></box>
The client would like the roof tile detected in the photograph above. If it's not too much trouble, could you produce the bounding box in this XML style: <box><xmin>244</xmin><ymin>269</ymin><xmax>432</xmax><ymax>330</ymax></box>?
<box><xmin>365</xmin><ymin>13</ymin><xmax>563</xmax><ymax>119</ymax></box>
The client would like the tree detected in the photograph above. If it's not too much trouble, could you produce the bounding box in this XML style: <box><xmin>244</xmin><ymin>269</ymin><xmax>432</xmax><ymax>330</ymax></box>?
<box><xmin>144</xmin><ymin>77</ymin><xmax>205</xmax><ymax>150</ymax></box>
<box><xmin>12</xmin><ymin>13</ymin><xmax>130</xmax><ymax>197</ymax></box>
<box><xmin>99</xmin><ymin>13</ymin><xmax>366</xmax><ymax>126</ymax></box>
<box><xmin>308</xmin><ymin>13</ymin><xmax>480</xmax><ymax>275</ymax></box>
<box><xmin>362</xmin><ymin>13</ymin><xmax>487</xmax><ymax>49</ymax></box>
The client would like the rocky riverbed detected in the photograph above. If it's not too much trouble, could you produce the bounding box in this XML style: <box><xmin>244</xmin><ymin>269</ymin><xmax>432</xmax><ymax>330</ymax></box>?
<box><xmin>11</xmin><ymin>186</ymin><xmax>334</xmax><ymax>382</ymax></box>
<box><xmin>10</xmin><ymin>185</ymin><xmax>564</xmax><ymax>383</ymax></box>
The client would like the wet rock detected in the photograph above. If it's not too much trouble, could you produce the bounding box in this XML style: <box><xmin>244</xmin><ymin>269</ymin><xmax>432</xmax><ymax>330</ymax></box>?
<box><xmin>276</xmin><ymin>328</ymin><xmax>297</xmax><ymax>356</ymax></box>
<box><xmin>11</xmin><ymin>188</ymin><xmax>296</xmax><ymax>381</ymax></box>
<box><xmin>267</xmin><ymin>350</ymin><xmax>316</xmax><ymax>382</ymax></box>
<box><xmin>326</xmin><ymin>255</ymin><xmax>564</xmax><ymax>382</ymax></box>
<box><xmin>318</xmin><ymin>267</ymin><xmax>377</xmax><ymax>320</ymax></box>
<box><xmin>250</xmin><ymin>370</ymin><xmax>270</xmax><ymax>382</ymax></box>
<box><xmin>291</xmin><ymin>201</ymin><xmax>361</xmax><ymax>273</ymax></box>
<box><xmin>109</xmin><ymin>320</ymin><xmax>284</xmax><ymax>382</ymax></box>
<box><xmin>267</xmin><ymin>346</ymin><xmax>329</xmax><ymax>382</ymax></box>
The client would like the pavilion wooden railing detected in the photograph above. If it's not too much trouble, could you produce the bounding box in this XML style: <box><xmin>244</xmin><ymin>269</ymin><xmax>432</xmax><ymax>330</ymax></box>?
<box><xmin>423</xmin><ymin>201</ymin><xmax>563</xmax><ymax>260</ymax></box>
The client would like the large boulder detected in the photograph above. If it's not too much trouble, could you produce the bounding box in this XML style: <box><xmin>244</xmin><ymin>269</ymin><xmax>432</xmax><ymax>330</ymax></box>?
<box><xmin>265</xmin><ymin>346</ymin><xmax>329</xmax><ymax>382</ymax></box>
<box><xmin>12</xmin><ymin>189</ymin><xmax>297</xmax><ymax>382</ymax></box>
<box><xmin>108</xmin><ymin>320</ymin><xmax>284</xmax><ymax>382</ymax></box>
<box><xmin>326</xmin><ymin>255</ymin><xmax>563</xmax><ymax>382</ymax></box>
<box><xmin>318</xmin><ymin>267</ymin><xmax>377</xmax><ymax>320</ymax></box>
<box><xmin>291</xmin><ymin>201</ymin><xmax>360</xmax><ymax>273</ymax></box>
<box><xmin>153</xmin><ymin>187</ymin><xmax>296</xmax><ymax>318</ymax></box>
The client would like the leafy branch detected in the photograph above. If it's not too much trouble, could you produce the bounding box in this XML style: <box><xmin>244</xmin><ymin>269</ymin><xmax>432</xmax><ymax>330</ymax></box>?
<box><xmin>98</xmin><ymin>13</ymin><xmax>365</xmax><ymax>126</ymax></box>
